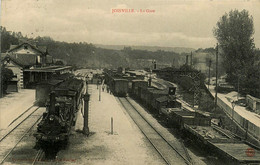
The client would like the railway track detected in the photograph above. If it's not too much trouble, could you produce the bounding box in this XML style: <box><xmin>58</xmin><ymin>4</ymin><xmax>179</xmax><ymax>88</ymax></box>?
<box><xmin>0</xmin><ymin>106</ymin><xmax>40</xmax><ymax>142</ymax></box>
<box><xmin>118</xmin><ymin>97</ymin><xmax>192</xmax><ymax>165</ymax></box>
<box><xmin>31</xmin><ymin>149</ymin><xmax>44</xmax><ymax>165</ymax></box>
<box><xmin>0</xmin><ymin>107</ymin><xmax>45</xmax><ymax>164</ymax></box>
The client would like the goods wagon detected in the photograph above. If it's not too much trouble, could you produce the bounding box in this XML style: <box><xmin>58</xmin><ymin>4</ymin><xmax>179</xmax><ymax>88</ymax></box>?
<box><xmin>157</xmin><ymin>95</ymin><xmax>182</xmax><ymax>114</ymax></box>
<box><xmin>111</xmin><ymin>79</ymin><xmax>128</xmax><ymax>97</ymax></box>
<box><xmin>168</xmin><ymin>109</ymin><xmax>211</xmax><ymax>129</ymax></box>
<box><xmin>131</xmin><ymin>80</ymin><xmax>148</xmax><ymax>96</ymax></box>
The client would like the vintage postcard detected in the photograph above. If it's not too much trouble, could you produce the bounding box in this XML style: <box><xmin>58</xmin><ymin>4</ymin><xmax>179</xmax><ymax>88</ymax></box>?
<box><xmin>0</xmin><ymin>0</ymin><xmax>260</xmax><ymax>164</ymax></box>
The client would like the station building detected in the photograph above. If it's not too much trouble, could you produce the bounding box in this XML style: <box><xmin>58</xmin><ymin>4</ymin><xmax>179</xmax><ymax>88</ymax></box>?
<box><xmin>1</xmin><ymin>42</ymin><xmax>72</xmax><ymax>90</ymax></box>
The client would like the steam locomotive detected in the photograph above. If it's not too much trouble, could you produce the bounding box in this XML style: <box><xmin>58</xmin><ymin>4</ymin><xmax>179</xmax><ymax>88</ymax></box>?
<box><xmin>34</xmin><ymin>77</ymin><xmax>85</xmax><ymax>144</ymax></box>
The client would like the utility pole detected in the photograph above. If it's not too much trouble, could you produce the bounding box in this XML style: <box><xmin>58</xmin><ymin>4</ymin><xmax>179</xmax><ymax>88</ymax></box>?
<box><xmin>215</xmin><ymin>43</ymin><xmax>219</xmax><ymax>111</ymax></box>
<box><xmin>208</xmin><ymin>59</ymin><xmax>212</xmax><ymax>90</ymax></box>
<box><xmin>83</xmin><ymin>94</ymin><xmax>90</xmax><ymax>136</ymax></box>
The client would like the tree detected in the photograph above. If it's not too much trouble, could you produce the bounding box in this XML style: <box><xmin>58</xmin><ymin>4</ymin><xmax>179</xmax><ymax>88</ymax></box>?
<box><xmin>213</xmin><ymin>9</ymin><xmax>255</xmax><ymax>85</ymax></box>
<box><xmin>1</xmin><ymin>67</ymin><xmax>13</xmax><ymax>94</ymax></box>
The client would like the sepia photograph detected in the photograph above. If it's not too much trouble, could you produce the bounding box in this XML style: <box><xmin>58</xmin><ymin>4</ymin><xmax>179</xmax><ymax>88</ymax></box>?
<box><xmin>0</xmin><ymin>0</ymin><xmax>260</xmax><ymax>164</ymax></box>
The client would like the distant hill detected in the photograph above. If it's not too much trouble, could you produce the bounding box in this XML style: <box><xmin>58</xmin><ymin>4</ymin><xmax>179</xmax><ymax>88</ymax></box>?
<box><xmin>95</xmin><ymin>44</ymin><xmax>195</xmax><ymax>54</ymax></box>
<box><xmin>0</xmin><ymin>26</ymin><xmax>189</xmax><ymax>69</ymax></box>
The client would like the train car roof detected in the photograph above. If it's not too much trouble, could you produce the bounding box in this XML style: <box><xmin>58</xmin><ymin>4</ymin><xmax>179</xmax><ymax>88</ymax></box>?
<box><xmin>37</xmin><ymin>79</ymin><xmax>64</xmax><ymax>86</ymax></box>
<box><xmin>52</xmin><ymin>73</ymin><xmax>74</xmax><ymax>80</ymax></box>
<box><xmin>172</xmin><ymin>110</ymin><xmax>209</xmax><ymax>118</ymax></box>
<box><xmin>147</xmin><ymin>88</ymin><xmax>167</xmax><ymax>94</ymax></box>
<box><xmin>113</xmin><ymin>78</ymin><xmax>128</xmax><ymax>81</ymax></box>
<box><xmin>132</xmin><ymin>79</ymin><xmax>147</xmax><ymax>82</ymax></box>
<box><xmin>55</xmin><ymin>78</ymin><xmax>84</xmax><ymax>92</ymax></box>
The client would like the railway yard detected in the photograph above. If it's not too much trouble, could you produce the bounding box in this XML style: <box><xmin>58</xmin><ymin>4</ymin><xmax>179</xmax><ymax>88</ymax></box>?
<box><xmin>0</xmin><ymin>69</ymin><xmax>259</xmax><ymax>165</ymax></box>
<box><xmin>2</xmin><ymin>0</ymin><xmax>260</xmax><ymax>164</ymax></box>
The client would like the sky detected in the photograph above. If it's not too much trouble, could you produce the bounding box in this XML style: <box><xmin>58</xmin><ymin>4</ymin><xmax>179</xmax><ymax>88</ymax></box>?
<box><xmin>1</xmin><ymin>0</ymin><xmax>260</xmax><ymax>49</ymax></box>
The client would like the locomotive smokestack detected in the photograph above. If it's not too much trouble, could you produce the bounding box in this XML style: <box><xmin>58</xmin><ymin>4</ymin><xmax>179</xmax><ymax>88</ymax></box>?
<box><xmin>49</xmin><ymin>91</ymin><xmax>56</xmax><ymax>114</ymax></box>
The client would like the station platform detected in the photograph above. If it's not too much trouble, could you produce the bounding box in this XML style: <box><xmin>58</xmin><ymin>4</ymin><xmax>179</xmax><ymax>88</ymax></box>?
<box><xmin>56</xmin><ymin>85</ymin><xmax>165</xmax><ymax>164</ymax></box>
<box><xmin>209</xmin><ymin>85</ymin><xmax>260</xmax><ymax>128</ymax></box>
<box><xmin>208</xmin><ymin>85</ymin><xmax>260</xmax><ymax>146</ymax></box>
<box><xmin>0</xmin><ymin>89</ymin><xmax>35</xmax><ymax>131</ymax></box>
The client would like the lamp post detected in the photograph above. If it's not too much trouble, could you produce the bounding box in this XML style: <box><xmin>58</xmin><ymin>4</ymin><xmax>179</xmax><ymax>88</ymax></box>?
<box><xmin>83</xmin><ymin>94</ymin><xmax>90</xmax><ymax>136</ymax></box>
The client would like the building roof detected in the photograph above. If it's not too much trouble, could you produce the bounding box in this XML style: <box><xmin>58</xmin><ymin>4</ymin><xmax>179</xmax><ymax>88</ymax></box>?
<box><xmin>8</xmin><ymin>42</ymin><xmax>47</xmax><ymax>55</ymax></box>
<box><xmin>24</xmin><ymin>66</ymin><xmax>72</xmax><ymax>73</ymax></box>
<box><xmin>2</xmin><ymin>54</ymin><xmax>37</xmax><ymax>67</ymax></box>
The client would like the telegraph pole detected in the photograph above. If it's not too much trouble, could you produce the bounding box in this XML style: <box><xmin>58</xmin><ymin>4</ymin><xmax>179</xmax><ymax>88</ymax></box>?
<box><xmin>215</xmin><ymin>43</ymin><xmax>219</xmax><ymax>111</ymax></box>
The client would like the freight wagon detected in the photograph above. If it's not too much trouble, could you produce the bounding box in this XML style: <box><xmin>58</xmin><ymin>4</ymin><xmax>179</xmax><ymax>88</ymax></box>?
<box><xmin>131</xmin><ymin>80</ymin><xmax>148</xmax><ymax>96</ymax></box>
<box><xmin>111</xmin><ymin>79</ymin><xmax>128</xmax><ymax>97</ymax></box>
<box><xmin>129</xmin><ymin>76</ymin><xmax>260</xmax><ymax>164</ymax></box>
<box><xmin>168</xmin><ymin>109</ymin><xmax>211</xmax><ymax>129</ymax></box>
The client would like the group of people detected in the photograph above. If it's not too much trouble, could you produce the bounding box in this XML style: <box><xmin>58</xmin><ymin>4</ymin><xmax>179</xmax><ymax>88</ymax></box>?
<box><xmin>97</xmin><ymin>81</ymin><xmax>111</xmax><ymax>94</ymax></box>
<box><xmin>102</xmin><ymin>84</ymin><xmax>111</xmax><ymax>94</ymax></box>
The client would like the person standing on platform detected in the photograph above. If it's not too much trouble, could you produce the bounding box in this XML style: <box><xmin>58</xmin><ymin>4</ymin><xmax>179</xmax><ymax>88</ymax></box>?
<box><xmin>97</xmin><ymin>80</ymin><xmax>99</xmax><ymax>89</ymax></box>
<box><xmin>102</xmin><ymin>85</ymin><xmax>105</xmax><ymax>92</ymax></box>
<box><xmin>107</xmin><ymin>85</ymin><xmax>110</xmax><ymax>93</ymax></box>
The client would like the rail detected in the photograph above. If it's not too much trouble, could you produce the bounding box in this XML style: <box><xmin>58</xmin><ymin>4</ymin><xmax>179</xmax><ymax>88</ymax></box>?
<box><xmin>118</xmin><ymin>97</ymin><xmax>192</xmax><ymax>165</ymax></box>
<box><xmin>32</xmin><ymin>149</ymin><xmax>44</xmax><ymax>165</ymax></box>
<box><xmin>0</xmin><ymin>110</ymin><xmax>43</xmax><ymax>164</ymax></box>
<box><xmin>0</xmin><ymin>106</ymin><xmax>40</xmax><ymax>143</ymax></box>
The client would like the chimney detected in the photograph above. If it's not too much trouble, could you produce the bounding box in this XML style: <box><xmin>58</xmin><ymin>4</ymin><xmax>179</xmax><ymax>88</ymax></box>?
<box><xmin>186</xmin><ymin>55</ymin><xmax>189</xmax><ymax>65</ymax></box>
